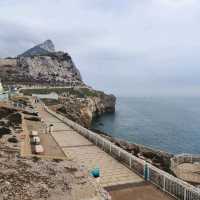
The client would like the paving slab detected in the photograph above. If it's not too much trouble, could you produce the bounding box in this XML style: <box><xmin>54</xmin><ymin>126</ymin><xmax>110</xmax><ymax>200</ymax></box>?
<box><xmin>107</xmin><ymin>182</ymin><xmax>174</xmax><ymax>200</ymax></box>
<box><xmin>61</xmin><ymin>145</ymin><xmax>142</xmax><ymax>187</ymax></box>
<box><xmin>52</xmin><ymin>131</ymin><xmax>92</xmax><ymax>147</ymax></box>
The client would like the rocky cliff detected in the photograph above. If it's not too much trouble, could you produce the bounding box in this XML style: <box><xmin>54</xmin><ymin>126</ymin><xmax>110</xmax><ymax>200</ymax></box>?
<box><xmin>47</xmin><ymin>88</ymin><xmax>116</xmax><ymax>128</ymax></box>
<box><xmin>0</xmin><ymin>40</ymin><xmax>82</xmax><ymax>86</ymax></box>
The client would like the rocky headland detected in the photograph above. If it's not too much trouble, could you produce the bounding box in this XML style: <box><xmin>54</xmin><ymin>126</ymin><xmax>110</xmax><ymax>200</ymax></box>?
<box><xmin>0</xmin><ymin>40</ymin><xmax>116</xmax><ymax>127</ymax></box>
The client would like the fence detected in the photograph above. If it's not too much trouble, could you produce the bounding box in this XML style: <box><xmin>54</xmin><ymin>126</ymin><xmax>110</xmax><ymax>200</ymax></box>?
<box><xmin>44</xmin><ymin>106</ymin><xmax>200</xmax><ymax>200</ymax></box>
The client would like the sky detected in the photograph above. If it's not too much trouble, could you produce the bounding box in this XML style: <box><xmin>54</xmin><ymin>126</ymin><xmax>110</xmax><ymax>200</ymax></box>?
<box><xmin>0</xmin><ymin>0</ymin><xmax>200</xmax><ymax>97</ymax></box>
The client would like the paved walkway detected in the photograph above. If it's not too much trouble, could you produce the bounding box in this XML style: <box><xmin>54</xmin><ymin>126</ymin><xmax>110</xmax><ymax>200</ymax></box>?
<box><xmin>108</xmin><ymin>182</ymin><xmax>175</xmax><ymax>200</ymax></box>
<box><xmin>37</xmin><ymin>105</ymin><xmax>143</xmax><ymax>187</ymax></box>
<box><xmin>35</xmin><ymin>105</ymin><xmax>175</xmax><ymax>199</ymax></box>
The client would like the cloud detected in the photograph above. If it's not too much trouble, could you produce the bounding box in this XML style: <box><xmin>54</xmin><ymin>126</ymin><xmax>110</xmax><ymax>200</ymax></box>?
<box><xmin>0</xmin><ymin>20</ymin><xmax>40</xmax><ymax>57</ymax></box>
<box><xmin>158</xmin><ymin>0</ymin><xmax>197</xmax><ymax>6</ymax></box>
<box><xmin>0</xmin><ymin>0</ymin><xmax>200</xmax><ymax>96</ymax></box>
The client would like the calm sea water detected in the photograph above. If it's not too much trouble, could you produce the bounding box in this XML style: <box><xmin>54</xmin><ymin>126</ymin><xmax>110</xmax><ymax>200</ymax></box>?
<box><xmin>92</xmin><ymin>97</ymin><xmax>200</xmax><ymax>154</ymax></box>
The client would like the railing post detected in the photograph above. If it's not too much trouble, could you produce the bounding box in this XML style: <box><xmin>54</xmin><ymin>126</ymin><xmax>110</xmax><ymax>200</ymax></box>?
<box><xmin>144</xmin><ymin>162</ymin><xmax>149</xmax><ymax>181</ymax></box>
<box><xmin>163</xmin><ymin>176</ymin><xmax>165</xmax><ymax>191</ymax></box>
<box><xmin>129</xmin><ymin>156</ymin><xmax>132</xmax><ymax>168</ymax></box>
<box><xmin>110</xmin><ymin>143</ymin><xmax>112</xmax><ymax>153</ymax></box>
<box><xmin>96</xmin><ymin>136</ymin><xmax>98</xmax><ymax>145</ymax></box>
<box><xmin>184</xmin><ymin>188</ymin><xmax>187</xmax><ymax>200</ymax></box>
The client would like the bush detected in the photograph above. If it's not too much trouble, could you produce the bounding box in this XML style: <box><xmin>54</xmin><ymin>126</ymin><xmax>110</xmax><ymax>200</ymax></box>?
<box><xmin>8</xmin><ymin>137</ymin><xmax>18</xmax><ymax>143</ymax></box>
<box><xmin>7</xmin><ymin>113</ymin><xmax>22</xmax><ymax>126</ymax></box>
<box><xmin>24</xmin><ymin>116</ymin><xmax>40</xmax><ymax>121</ymax></box>
<box><xmin>0</xmin><ymin>127</ymin><xmax>11</xmax><ymax>138</ymax></box>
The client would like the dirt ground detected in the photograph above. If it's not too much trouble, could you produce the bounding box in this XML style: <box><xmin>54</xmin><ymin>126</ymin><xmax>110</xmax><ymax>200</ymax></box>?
<box><xmin>107</xmin><ymin>182</ymin><xmax>174</xmax><ymax>200</ymax></box>
<box><xmin>25</xmin><ymin>115</ymin><xmax>66</xmax><ymax>158</ymax></box>
<box><xmin>0</xmin><ymin>151</ymin><xmax>105</xmax><ymax>200</ymax></box>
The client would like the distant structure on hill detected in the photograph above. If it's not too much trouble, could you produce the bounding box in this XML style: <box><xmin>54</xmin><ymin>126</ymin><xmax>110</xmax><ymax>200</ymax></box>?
<box><xmin>0</xmin><ymin>80</ymin><xmax>4</xmax><ymax>93</ymax></box>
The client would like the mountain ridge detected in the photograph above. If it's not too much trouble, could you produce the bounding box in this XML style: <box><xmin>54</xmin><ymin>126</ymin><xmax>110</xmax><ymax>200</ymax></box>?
<box><xmin>0</xmin><ymin>40</ymin><xmax>82</xmax><ymax>86</ymax></box>
<box><xmin>19</xmin><ymin>40</ymin><xmax>55</xmax><ymax>57</ymax></box>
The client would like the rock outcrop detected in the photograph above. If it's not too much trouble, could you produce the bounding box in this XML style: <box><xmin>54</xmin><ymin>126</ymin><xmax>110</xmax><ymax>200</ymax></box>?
<box><xmin>48</xmin><ymin>88</ymin><xmax>116</xmax><ymax>128</ymax></box>
<box><xmin>0</xmin><ymin>40</ymin><xmax>82</xmax><ymax>86</ymax></box>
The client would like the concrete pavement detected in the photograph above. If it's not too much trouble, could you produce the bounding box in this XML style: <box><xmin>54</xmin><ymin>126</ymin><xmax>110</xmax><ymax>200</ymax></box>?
<box><xmin>38</xmin><ymin>105</ymin><xmax>143</xmax><ymax>187</ymax></box>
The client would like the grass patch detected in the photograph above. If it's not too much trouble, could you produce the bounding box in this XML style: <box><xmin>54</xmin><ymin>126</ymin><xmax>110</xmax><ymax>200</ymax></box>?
<box><xmin>20</xmin><ymin>88</ymin><xmax>69</xmax><ymax>95</ymax></box>
<box><xmin>21</xmin><ymin>87</ymin><xmax>100</xmax><ymax>98</ymax></box>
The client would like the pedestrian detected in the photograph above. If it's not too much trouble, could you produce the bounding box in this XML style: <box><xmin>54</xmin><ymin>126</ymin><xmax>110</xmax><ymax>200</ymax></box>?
<box><xmin>49</xmin><ymin>124</ymin><xmax>54</xmax><ymax>133</ymax></box>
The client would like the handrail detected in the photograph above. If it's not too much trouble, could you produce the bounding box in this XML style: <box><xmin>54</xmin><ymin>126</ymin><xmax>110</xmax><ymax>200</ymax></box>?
<box><xmin>44</xmin><ymin>106</ymin><xmax>200</xmax><ymax>200</ymax></box>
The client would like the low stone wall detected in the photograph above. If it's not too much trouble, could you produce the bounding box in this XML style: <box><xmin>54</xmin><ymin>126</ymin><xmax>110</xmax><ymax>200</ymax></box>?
<box><xmin>171</xmin><ymin>154</ymin><xmax>200</xmax><ymax>170</ymax></box>
<box><xmin>170</xmin><ymin>154</ymin><xmax>200</xmax><ymax>185</ymax></box>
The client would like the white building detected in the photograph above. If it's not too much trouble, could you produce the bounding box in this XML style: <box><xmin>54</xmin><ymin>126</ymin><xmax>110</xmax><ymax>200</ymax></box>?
<box><xmin>32</xmin><ymin>92</ymin><xmax>59</xmax><ymax>100</ymax></box>
<box><xmin>0</xmin><ymin>81</ymin><xmax>8</xmax><ymax>101</ymax></box>
<box><xmin>0</xmin><ymin>80</ymin><xmax>4</xmax><ymax>93</ymax></box>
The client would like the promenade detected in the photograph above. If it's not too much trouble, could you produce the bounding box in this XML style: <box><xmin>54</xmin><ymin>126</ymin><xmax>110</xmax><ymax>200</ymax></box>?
<box><xmin>37</xmin><ymin>104</ymin><xmax>143</xmax><ymax>187</ymax></box>
<box><xmin>35</xmin><ymin>103</ymin><xmax>175</xmax><ymax>200</ymax></box>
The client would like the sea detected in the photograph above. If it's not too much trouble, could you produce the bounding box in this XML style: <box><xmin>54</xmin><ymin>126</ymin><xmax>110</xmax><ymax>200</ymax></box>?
<box><xmin>92</xmin><ymin>97</ymin><xmax>200</xmax><ymax>155</ymax></box>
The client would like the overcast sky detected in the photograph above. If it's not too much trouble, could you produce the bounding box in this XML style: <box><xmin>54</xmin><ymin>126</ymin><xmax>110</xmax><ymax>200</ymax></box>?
<box><xmin>0</xmin><ymin>0</ymin><xmax>200</xmax><ymax>96</ymax></box>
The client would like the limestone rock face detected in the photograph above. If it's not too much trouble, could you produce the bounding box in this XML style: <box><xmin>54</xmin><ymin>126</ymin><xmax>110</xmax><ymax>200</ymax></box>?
<box><xmin>16</xmin><ymin>52</ymin><xmax>82</xmax><ymax>84</ymax></box>
<box><xmin>0</xmin><ymin>58</ymin><xmax>17</xmax><ymax>84</ymax></box>
<box><xmin>0</xmin><ymin>40</ymin><xmax>82</xmax><ymax>85</ymax></box>
<box><xmin>57</xmin><ymin>89</ymin><xmax>116</xmax><ymax>128</ymax></box>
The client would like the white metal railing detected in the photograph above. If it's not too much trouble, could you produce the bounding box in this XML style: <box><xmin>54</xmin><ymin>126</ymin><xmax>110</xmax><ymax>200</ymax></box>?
<box><xmin>44</xmin><ymin>106</ymin><xmax>200</xmax><ymax>200</ymax></box>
